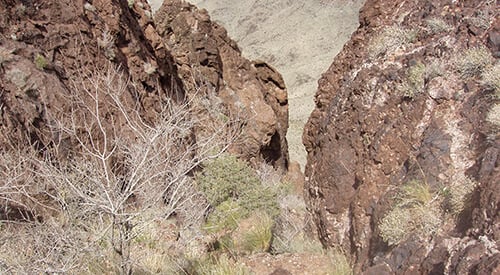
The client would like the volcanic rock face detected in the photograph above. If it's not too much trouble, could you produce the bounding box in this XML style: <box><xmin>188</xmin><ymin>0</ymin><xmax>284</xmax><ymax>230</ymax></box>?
<box><xmin>154</xmin><ymin>0</ymin><xmax>289</xmax><ymax>167</ymax></box>
<box><xmin>175</xmin><ymin>0</ymin><xmax>365</xmax><ymax>169</ymax></box>
<box><xmin>0</xmin><ymin>0</ymin><xmax>288</xmax><ymax>168</ymax></box>
<box><xmin>0</xmin><ymin>0</ymin><xmax>179</xmax><ymax>147</ymax></box>
<box><xmin>303</xmin><ymin>0</ymin><xmax>499</xmax><ymax>273</ymax></box>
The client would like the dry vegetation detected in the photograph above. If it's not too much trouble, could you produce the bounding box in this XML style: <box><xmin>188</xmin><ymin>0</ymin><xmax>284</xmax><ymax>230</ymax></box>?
<box><xmin>0</xmin><ymin>62</ymin><xmax>239</xmax><ymax>273</ymax></box>
<box><xmin>368</xmin><ymin>25</ymin><xmax>418</xmax><ymax>58</ymax></box>
<box><xmin>0</xmin><ymin>60</ymin><xmax>338</xmax><ymax>274</ymax></box>
<box><xmin>453</xmin><ymin>46</ymin><xmax>493</xmax><ymax>78</ymax></box>
<box><xmin>378</xmin><ymin>179</ymin><xmax>478</xmax><ymax>247</ymax></box>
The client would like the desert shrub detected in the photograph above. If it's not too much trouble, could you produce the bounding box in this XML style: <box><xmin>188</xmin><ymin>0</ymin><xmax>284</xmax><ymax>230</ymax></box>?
<box><xmin>378</xmin><ymin>181</ymin><xmax>441</xmax><ymax>246</ymax></box>
<box><xmin>238</xmin><ymin>184</ymin><xmax>280</xmax><ymax>217</ymax></box>
<box><xmin>378</xmin><ymin>207</ymin><xmax>414</xmax><ymax>246</ymax></box>
<box><xmin>196</xmin><ymin>155</ymin><xmax>280</xmax><ymax>257</ymax></box>
<box><xmin>270</xmin><ymin>194</ymin><xmax>324</xmax><ymax>254</ymax></box>
<box><xmin>193</xmin><ymin>255</ymin><xmax>250</xmax><ymax>275</ymax></box>
<box><xmin>397</xmin><ymin>180</ymin><xmax>432</xmax><ymax>206</ymax></box>
<box><xmin>425</xmin><ymin>59</ymin><xmax>445</xmax><ymax>79</ymax></box>
<box><xmin>442</xmin><ymin>177</ymin><xmax>477</xmax><ymax>216</ymax></box>
<box><xmin>466</xmin><ymin>10</ymin><xmax>492</xmax><ymax>30</ymax></box>
<box><xmin>204</xmin><ymin>200</ymin><xmax>245</xmax><ymax>233</ymax></box>
<box><xmin>425</xmin><ymin>18</ymin><xmax>452</xmax><ymax>34</ymax></box>
<box><xmin>236</xmin><ymin>212</ymin><xmax>274</xmax><ymax>254</ymax></box>
<box><xmin>0</xmin><ymin>62</ymin><xmax>236</xmax><ymax>274</ymax></box>
<box><xmin>328</xmin><ymin>248</ymin><xmax>353</xmax><ymax>275</ymax></box>
<box><xmin>34</xmin><ymin>53</ymin><xmax>48</xmax><ymax>70</ymax></box>
<box><xmin>482</xmin><ymin>63</ymin><xmax>500</xmax><ymax>95</ymax></box>
<box><xmin>196</xmin><ymin>155</ymin><xmax>260</xmax><ymax>206</ymax></box>
<box><xmin>97</xmin><ymin>26</ymin><xmax>115</xmax><ymax>60</ymax></box>
<box><xmin>399</xmin><ymin>62</ymin><xmax>426</xmax><ymax>98</ymax></box>
<box><xmin>196</xmin><ymin>154</ymin><xmax>279</xmax><ymax>230</ymax></box>
<box><xmin>487</xmin><ymin>103</ymin><xmax>500</xmax><ymax>127</ymax></box>
<box><xmin>454</xmin><ymin>46</ymin><xmax>493</xmax><ymax>77</ymax></box>
<box><xmin>368</xmin><ymin>25</ymin><xmax>418</xmax><ymax>58</ymax></box>
<box><xmin>272</xmin><ymin>234</ymin><xmax>324</xmax><ymax>255</ymax></box>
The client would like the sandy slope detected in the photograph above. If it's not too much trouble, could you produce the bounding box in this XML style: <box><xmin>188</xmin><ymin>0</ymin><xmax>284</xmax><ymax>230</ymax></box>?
<box><xmin>148</xmin><ymin>0</ymin><xmax>364</xmax><ymax>169</ymax></box>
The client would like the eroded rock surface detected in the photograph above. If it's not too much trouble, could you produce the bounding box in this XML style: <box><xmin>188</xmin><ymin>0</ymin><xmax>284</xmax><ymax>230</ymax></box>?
<box><xmin>154</xmin><ymin>0</ymin><xmax>289</xmax><ymax>167</ymax></box>
<box><xmin>180</xmin><ymin>0</ymin><xmax>365</xmax><ymax>169</ymax></box>
<box><xmin>303</xmin><ymin>0</ymin><xmax>499</xmax><ymax>273</ymax></box>
<box><xmin>0</xmin><ymin>0</ymin><xmax>288</xmax><ymax>168</ymax></box>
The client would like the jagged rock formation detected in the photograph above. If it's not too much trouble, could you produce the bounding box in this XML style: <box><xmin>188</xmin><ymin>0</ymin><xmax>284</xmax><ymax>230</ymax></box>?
<box><xmin>303</xmin><ymin>0</ymin><xmax>499</xmax><ymax>273</ymax></box>
<box><xmin>0</xmin><ymin>0</ymin><xmax>288</xmax><ymax>168</ymax></box>
<box><xmin>154</xmin><ymin>0</ymin><xmax>289</xmax><ymax>168</ymax></box>
<box><xmin>185</xmin><ymin>0</ymin><xmax>365</xmax><ymax>169</ymax></box>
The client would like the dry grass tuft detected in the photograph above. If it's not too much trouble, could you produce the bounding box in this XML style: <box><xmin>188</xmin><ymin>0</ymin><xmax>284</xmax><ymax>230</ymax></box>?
<box><xmin>482</xmin><ymin>63</ymin><xmax>500</xmax><ymax>95</ymax></box>
<box><xmin>454</xmin><ymin>46</ymin><xmax>493</xmax><ymax>78</ymax></box>
<box><xmin>378</xmin><ymin>181</ymin><xmax>441</xmax><ymax>246</ymax></box>
<box><xmin>486</xmin><ymin>103</ymin><xmax>500</xmax><ymax>127</ymax></box>
<box><xmin>425</xmin><ymin>18</ymin><xmax>452</xmax><ymax>34</ymax></box>
<box><xmin>368</xmin><ymin>25</ymin><xmax>418</xmax><ymax>58</ymax></box>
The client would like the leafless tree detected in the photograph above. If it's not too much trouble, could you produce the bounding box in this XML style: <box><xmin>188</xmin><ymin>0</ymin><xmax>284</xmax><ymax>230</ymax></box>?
<box><xmin>0</xmin><ymin>62</ymin><xmax>241</xmax><ymax>274</ymax></box>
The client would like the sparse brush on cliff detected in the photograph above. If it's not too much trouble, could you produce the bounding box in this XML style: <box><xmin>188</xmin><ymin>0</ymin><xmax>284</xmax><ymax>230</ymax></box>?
<box><xmin>486</xmin><ymin>103</ymin><xmax>500</xmax><ymax>127</ymax></box>
<box><xmin>442</xmin><ymin>177</ymin><xmax>477</xmax><ymax>216</ymax></box>
<box><xmin>454</xmin><ymin>46</ymin><xmax>493</xmax><ymax>78</ymax></box>
<box><xmin>482</xmin><ymin>63</ymin><xmax>500</xmax><ymax>95</ymax></box>
<box><xmin>378</xmin><ymin>181</ymin><xmax>441</xmax><ymax>246</ymax></box>
<box><xmin>379</xmin><ymin>176</ymin><xmax>480</xmax><ymax>247</ymax></box>
<box><xmin>368</xmin><ymin>25</ymin><xmax>418</xmax><ymax>59</ymax></box>
<box><xmin>399</xmin><ymin>62</ymin><xmax>426</xmax><ymax>98</ymax></box>
<box><xmin>425</xmin><ymin>18</ymin><xmax>452</xmax><ymax>34</ymax></box>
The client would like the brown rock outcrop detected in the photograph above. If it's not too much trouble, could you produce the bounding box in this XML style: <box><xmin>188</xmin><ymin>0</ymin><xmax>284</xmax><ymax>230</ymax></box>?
<box><xmin>0</xmin><ymin>0</ymin><xmax>288</xmax><ymax>169</ymax></box>
<box><xmin>303</xmin><ymin>0</ymin><xmax>499</xmax><ymax>273</ymax></box>
<box><xmin>0</xmin><ymin>0</ymin><xmax>182</xmax><ymax>149</ymax></box>
<box><xmin>154</xmin><ymin>0</ymin><xmax>289</xmax><ymax>168</ymax></box>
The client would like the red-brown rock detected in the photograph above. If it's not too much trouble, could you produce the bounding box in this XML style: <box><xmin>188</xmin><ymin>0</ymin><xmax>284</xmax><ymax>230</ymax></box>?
<box><xmin>303</xmin><ymin>0</ymin><xmax>499</xmax><ymax>273</ymax></box>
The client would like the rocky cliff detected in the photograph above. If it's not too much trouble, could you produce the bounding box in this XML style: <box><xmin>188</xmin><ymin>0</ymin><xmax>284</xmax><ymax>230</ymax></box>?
<box><xmin>0</xmin><ymin>0</ymin><xmax>288</xmax><ymax>169</ymax></box>
<box><xmin>187</xmin><ymin>0</ymin><xmax>365</xmax><ymax>169</ymax></box>
<box><xmin>303</xmin><ymin>0</ymin><xmax>499</xmax><ymax>273</ymax></box>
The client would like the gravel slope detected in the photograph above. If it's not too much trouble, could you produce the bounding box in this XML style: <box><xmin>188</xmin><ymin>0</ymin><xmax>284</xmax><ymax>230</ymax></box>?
<box><xmin>149</xmin><ymin>0</ymin><xmax>364</xmax><ymax>169</ymax></box>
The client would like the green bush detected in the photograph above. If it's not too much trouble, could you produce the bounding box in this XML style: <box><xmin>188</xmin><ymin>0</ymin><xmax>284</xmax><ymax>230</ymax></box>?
<box><xmin>196</xmin><ymin>155</ymin><xmax>261</xmax><ymax>206</ymax></box>
<box><xmin>34</xmin><ymin>53</ymin><xmax>48</xmax><ymax>70</ymax></box>
<box><xmin>196</xmin><ymin>154</ymin><xmax>279</xmax><ymax>220</ymax></box>
<box><xmin>204</xmin><ymin>200</ymin><xmax>245</xmax><ymax>233</ymax></box>
<box><xmin>399</xmin><ymin>62</ymin><xmax>426</xmax><ymax>98</ymax></box>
